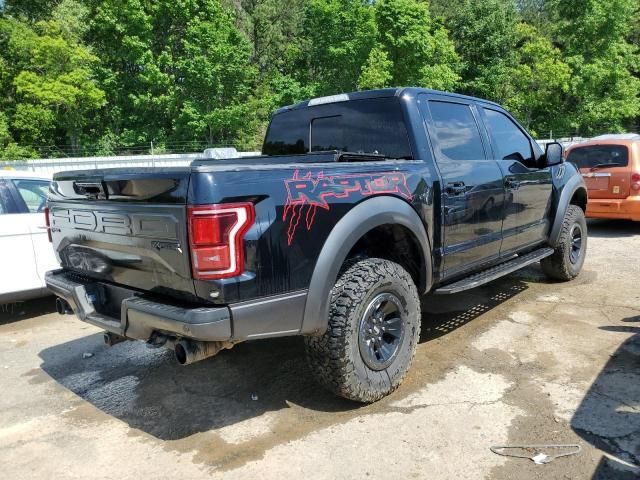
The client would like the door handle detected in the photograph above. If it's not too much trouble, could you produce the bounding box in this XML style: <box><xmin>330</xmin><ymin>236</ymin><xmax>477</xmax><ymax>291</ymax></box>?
<box><xmin>505</xmin><ymin>176</ymin><xmax>520</xmax><ymax>190</ymax></box>
<box><xmin>445</xmin><ymin>181</ymin><xmax>467</xmax><ymax>195</ymax></box>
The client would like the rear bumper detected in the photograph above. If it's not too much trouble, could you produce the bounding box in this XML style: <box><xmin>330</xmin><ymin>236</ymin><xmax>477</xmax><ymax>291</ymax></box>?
<box><xmin>45</xmin><ymin>269</ymin><xmax>232</xmax><ymax>342</ymax></box>
<box><xmin>586</xmin><ymin>196</ymin><xmax>640</xmax><ymax>221</ymax></box>
<box><xmin>45</xmin><ymin>269</ymin><xmax>308</xmax><ymax>342</ymax></box>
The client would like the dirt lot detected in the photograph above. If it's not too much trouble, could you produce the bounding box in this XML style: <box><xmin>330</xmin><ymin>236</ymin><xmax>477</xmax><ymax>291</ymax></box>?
<box><xmin>1</xmin><ymin>219</ymin><xmax>639</xmax><ymax>480</ymax></box>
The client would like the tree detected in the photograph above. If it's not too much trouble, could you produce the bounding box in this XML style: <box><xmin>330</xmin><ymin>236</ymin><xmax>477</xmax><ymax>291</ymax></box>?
<box><xmin>52</xmin><ymin>0</ymin><xmax>90</xmax><ymax>40</ymax></box>
<box><xmin>86</xmin><ymin>0</ymin><xmax>259</xmax><ymax>148</ymax></box>
<box><xmin>1</xmin><ymin>0</ymin><xmax>638</xmax><ymax>157</ymax></box>
<box><xmin>551</xmin><ymin>0</ymin><xmax>640</xmax><ymax>133</ymax></box>
<box><xmin>0</xmin><ymin>112</ymin><xmax>35</xmax><ymax>160</ymax></box>
<box><xmin>504</xmin><ymin>23</ymin><xmax>571</xmax><ymax>136</ymax></box>
<box><xmin>1</xmin><ymin>0</ymin><xmax>55</xmax><ymax>22</ymax></box>
<box><xmin>444</xmin><ymin>0</ymin><xmax>520</xmax><ymax>101</ymax></box>
<box><xmin>87</xmin><ymin>0</ymin><xmax>168</xmax><ymax>146</ymax></box>
<box><xmin>358</xmin><ymin>46</ymin><xmax>393</xmax><ymax>89</ymax></box>
<box><xmin>516</xmin><ymin>0</ymin><xmax>554</xmax><ymax>34</ymax></box>
<box><xmin>13</xmin><ymin>20</ymin><xmax>105</xmax><ymax>151</ymax></box>
<box><xmin>373</xmin><ymin>0</ymin><xmax>460</xmax><ymax>90</ymax></box>
<box><xmin>228</xmin><ymin>0</ymin><xmax>305</xmax><ymax>78</ymax></box>
<box><xmin>0</xmin><ymin>6</ymin><xmax>104</xmax><ymax>157</ymax></box>
<box><xmin>173</xmin><ymin>6</ymin><xmax>256</xmax><ymax>145</ymax></box>
<box><xmin>300</xmin><ymin>0</ymin><xmax>377</xmax><ymax>95</ymax></box>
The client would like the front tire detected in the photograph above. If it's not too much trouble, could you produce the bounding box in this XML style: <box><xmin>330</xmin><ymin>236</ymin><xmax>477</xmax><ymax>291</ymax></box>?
<box><xmin>304</xmin><ymin>258</ymin><xmax>421</xmax><ymax>403</ymax></box>
<box><xmin>542</xmin><ymin>204</ymin><xmax>587</xmax><ymax>281</ymax></box>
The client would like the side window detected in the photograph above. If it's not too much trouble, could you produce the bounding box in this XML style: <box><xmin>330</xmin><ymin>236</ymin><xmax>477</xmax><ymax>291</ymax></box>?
<box><xmin>483</xmin><ymin>109</ymin><xmax>535</xmax><ymax>168</ymax></box>
<box><xmin>428</xmin><ymin>101</ymin><xmax>485</xmax><ymax>161</ymax></box>
<box><xmin>12</xmin><ymin>179</ymin><xmax>49</xmax><ymax>213</ymax></box>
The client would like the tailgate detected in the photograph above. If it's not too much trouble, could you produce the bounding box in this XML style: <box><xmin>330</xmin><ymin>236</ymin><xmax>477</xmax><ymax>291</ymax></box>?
<box><xmin>580</xmin><ymin>168</ymin><xmax>630</xmax><ymax>199</ymax></box>
<box><xmin>48</xmin><ymin>168</ymin><xmax>196</xmax><ymax>299</ymax></box>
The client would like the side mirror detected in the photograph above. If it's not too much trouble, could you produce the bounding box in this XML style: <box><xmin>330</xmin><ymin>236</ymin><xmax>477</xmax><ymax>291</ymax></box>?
<box><xmin>544</xmin><ymin>142</ymin><xmax>564</xmax><ymax>167</ymax></box>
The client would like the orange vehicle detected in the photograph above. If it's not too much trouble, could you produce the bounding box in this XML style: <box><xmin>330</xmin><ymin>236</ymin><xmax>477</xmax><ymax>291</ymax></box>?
<box><xmin>566</xmin><ymin>134</ymin><xmax>640</xmax><ymax>221</ymax></box>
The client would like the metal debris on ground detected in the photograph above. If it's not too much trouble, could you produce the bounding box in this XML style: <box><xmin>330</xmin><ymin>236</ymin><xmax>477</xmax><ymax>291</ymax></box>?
<box><xmin>490</xmin><ymin>444</ymin><xmax>582</xmax><ymax>464</ymax></box>
<box><xmin>82</xmin><ymin>352</ymin><xmax>94</xmax><ymax>359</ymax></box>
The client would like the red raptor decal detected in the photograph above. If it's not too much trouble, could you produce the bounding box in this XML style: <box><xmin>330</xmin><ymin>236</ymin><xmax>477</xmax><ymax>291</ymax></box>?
<box><xmin>283</xmin><ymin>170</ymin><xmax>413</xmax><ymax>245</ymax></box>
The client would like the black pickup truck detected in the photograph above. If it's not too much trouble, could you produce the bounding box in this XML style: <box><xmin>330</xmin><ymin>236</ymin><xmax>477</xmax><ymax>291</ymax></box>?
<box><xmin>45</xmin><ymin>88</ymin><xmax>588</xmax><ymax>402</ymax></box>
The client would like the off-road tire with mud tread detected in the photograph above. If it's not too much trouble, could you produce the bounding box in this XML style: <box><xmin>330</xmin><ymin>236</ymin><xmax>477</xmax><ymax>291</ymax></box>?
<box><xmin>541</xmin><ymin>204</ymin><xmax>587</xmax><ymax>281</ymax></box>
<box><xmin>304</xmin><ymin>258</ymin><xmax>421</xmax><ymax>403</ymax></box>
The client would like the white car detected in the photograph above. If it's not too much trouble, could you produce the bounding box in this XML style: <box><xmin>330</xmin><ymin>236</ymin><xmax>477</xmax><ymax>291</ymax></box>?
<box><xmin>0</xmin><ymin>171</ymin><xmax>59</xmax><ymax>302</ymax></box>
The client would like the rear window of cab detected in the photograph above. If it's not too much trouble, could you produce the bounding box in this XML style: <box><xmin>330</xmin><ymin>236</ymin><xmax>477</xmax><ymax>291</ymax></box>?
<box><xmin>263</xmin><ymin>97</ymin><xmax>413</xmax><ymax>159</ymax></box>
<box><xmin>567</xmin><ymin>145</ymin><xmax>629</xmax><ymax>169</ymax></box>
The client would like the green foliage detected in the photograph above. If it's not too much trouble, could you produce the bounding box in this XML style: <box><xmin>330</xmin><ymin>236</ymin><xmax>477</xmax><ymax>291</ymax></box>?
<box><xmin>1</xmin><ymin>142</ymin><xmax>38</xmax><ymax>160</ymax></box>
<box><xmin>231</xmin><ymin>0</ymin><xmax>305</xmax><ymax>76</ymax></box>
<box><xmin>2</xmin><ymin>0</ymin><xmax>54</xmax><ymax>21</ymax></box>
<box><xmin>172</xmin><ymin>4</ymin><xmax>256</xmax><ymax>144</ymax></box>
<box><xmin>0</xmin><ymin>112</ymin><xmax>9</xmax><ymax>146</ymax></box>
<box><xmin>52</xmin><ymin>0</ymin><xmax>90</xmax><ymax>40</ymax></box>
<box><xmin>300</xmin><ymin>0</ymin><xmax>377</xmax><ymax>95</ymax></box>
<box><xmin>0</xmin><ymin>9</ymin><xmax>105</xmax><ymax>157</ymax></box>
<box><xmin>374</xmin><ymin>0</ymin><xmax>460</xmax><ymax>90</ymax></box>
<box><xmin>503</xmin><ymin>23</ymin><xmax>572</xmax><ymax>135</ymax></box>
<box><xmin>550</xmin><ymin>0</ymin><xmax>640</xmax><ymax>133</ymax></box>
<box><xmin>358</xmin><ymin>47</ymin><xmax>393</xmax><ymax>90</ymax></box>
<box><xmin>445</xmin><ymin>0</ymin><xmax>519</xmax><ymax>101</ymax></box>
<box><xmin>0</xmin><ymin>0</ymin><xmax>638</xmax><ymax>159</ymax></box>
<box><xmin>13</xmin><ymin>26</ymin><xmax>106</xmax><ymax>146</ymax></box>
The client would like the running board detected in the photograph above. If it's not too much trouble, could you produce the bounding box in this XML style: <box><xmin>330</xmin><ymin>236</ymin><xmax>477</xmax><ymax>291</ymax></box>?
<box><xmin>434</xmin><ymin>248</ymin><xmax>554</xmax><ymax>295</ymax></box>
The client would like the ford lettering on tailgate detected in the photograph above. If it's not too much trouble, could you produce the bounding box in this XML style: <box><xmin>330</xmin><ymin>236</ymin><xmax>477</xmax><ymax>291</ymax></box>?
<box><xmin>50</xmin><ymin>208</ymin><xmax>179</xmax><ymax>240</ymax></box>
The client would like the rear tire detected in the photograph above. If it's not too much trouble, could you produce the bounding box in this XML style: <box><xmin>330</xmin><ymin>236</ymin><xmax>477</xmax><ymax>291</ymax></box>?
<box><xmin>542</xmin><ymin>204</ymin><xmax>587</xmax><ymax>281</ymax></box>
<box><xmin>304</xmin><ymin>258</ymin><xmax>421</xmax><ymax>403</ymax></box>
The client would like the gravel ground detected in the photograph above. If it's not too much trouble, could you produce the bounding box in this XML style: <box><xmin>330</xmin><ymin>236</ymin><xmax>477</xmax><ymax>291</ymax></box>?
<box><xmin>1</xmin><ymin>219</ymin><xmax>639</xmax><ymax>480</ymax></box>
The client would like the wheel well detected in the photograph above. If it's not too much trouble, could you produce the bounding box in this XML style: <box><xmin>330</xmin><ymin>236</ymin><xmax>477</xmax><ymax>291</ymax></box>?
<box><xmin>570</xmin><ymin>187</ymin><xmax>588</xmax><ymax>212</ymax></box>
<box><xmin>346</xmin><ymin>224</ymin><xmax>426</xmax><ymax>292</ymax></box>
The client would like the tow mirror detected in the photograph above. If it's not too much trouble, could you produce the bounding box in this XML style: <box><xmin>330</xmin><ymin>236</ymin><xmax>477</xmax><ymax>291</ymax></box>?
<box><xmin>544</xmin><ymin>142</ymin><xmax>564</xmax><ymax>167</ymax></box>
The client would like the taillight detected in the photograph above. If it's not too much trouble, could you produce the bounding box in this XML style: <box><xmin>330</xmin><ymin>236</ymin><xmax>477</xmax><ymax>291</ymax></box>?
<box><xmin>44</xmin><ymin>206</ymin><xmax>52</xmax><ymax>242</ymax></box>
<box><xmin>187</xmin><ymin>203</ymin><xmax>255</xmax><ymax>279</ymax></box>
<box><xmin>631</xmin><ymin>172</ymin><xmax>640</xmax><ymax>193</ymax></box>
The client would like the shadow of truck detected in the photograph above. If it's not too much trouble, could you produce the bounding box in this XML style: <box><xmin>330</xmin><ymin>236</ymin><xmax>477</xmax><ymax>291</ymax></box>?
<box><xmin>37</xmin><ymin>333</ymin><xmax>360</xmax><ymax>441</ymax></box>
<box><xmin>36</xmin><ymin>274</ymin><xmax>531</xmax><ymax>442</ymax></box>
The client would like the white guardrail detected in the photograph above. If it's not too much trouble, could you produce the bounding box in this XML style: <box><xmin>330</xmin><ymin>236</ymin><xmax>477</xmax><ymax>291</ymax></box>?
<box><xmin>0</xmin><ymin>148</ymin><xmax>262</xmax><ymax>176</ymax></box>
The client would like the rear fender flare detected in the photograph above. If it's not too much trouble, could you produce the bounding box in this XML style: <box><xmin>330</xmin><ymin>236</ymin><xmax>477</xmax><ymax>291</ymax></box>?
<box><xmin>548</xmin><ymin>174</ymin><xmax>588</xmax><ymax>246</ymax></box>
<box><xmin>300</xmin><ymin>196</ymin><xmax>431</xmax><ymax>336</ymax></box>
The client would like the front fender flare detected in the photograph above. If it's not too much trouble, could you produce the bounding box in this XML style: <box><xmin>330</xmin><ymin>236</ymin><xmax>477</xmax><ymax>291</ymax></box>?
<box><xmin>548</xmin><ymin>173</ymin><xmax>587</xmax><ymax>246</ymax></box>
<box><xmin>300</xmin><ymin>196</ymin><xmax>431</xmax><ymax>336</ymax></box>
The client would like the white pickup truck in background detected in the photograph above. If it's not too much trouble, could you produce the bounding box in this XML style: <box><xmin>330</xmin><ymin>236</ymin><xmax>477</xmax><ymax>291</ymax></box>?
<box><xmin>0</xmin><ymin>171</ymin><xmax>59</xmax><ymax>302</ymax></box>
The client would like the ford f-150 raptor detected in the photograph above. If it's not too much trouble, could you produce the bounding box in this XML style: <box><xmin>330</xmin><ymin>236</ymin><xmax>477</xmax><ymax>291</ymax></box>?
<box><xmin>45</xmin><ymin>88</ymin><xmax>588</xmax><ymax>402</ymax></box>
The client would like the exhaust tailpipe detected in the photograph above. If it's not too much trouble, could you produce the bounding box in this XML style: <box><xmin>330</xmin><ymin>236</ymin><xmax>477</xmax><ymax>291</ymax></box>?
<box><xmin>55</xmin><ymin>297</ymin><xmax>72</xmax><ymax>315</ymax></box>
<box><xmin>174</xmin><ymin>339</ymin><xmax>233</xmax><ymax>366</ymax></box>
<box><xmin>103</xmin><ymin>332</ymin><xmax>127</xmax><ymax>347</ymax></box>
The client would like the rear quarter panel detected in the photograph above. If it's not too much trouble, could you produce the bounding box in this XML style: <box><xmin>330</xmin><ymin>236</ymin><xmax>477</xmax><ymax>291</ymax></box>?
<box><xmin>189</xmin><ymin>160</ymin><xmax>435</xmax><ymax>304</ymax></box>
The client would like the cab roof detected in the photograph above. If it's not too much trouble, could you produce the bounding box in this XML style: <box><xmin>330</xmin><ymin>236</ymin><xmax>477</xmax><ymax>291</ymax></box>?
<box><xmin>274</xmin><ymin>87</ymin><xmax>502</xmax><ymax>115</ymax></box>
